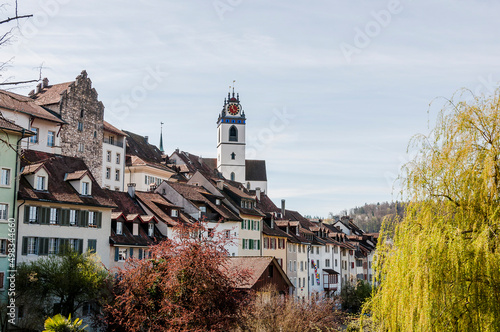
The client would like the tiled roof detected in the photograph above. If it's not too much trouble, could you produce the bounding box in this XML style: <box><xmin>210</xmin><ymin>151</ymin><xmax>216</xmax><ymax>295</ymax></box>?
<box><xmin>104</xmin><ymin>190</ymin><xmax>146</xmax><ymax>215</ymax></box>
<box><xmin>262</xmin><ymin>223</ymin><xmax>292</xmax><ymax>238</ymax></box>
<box><xmin>20</xmin><ymin>162</ymin><xmax>45</xmax><ymax>175</ymax></box>
<box><xmin>245</xmin><ymin>160</ymin><xmax>267</xmax><ymax>181</ymax></box>
<box><xmin>0</xmin><ymin>90</ymin><xmax>64</xmax><ymax>123</ymax></box>
<box><xmin>31</xmin><ymin>82</ymin><xmax>72</xmax><ymax>106</ymax></box>
<box><xmin>0</xmin><ymin>116</ymin><xmax>35</xmax><ymax>136</ymax></box>
<box><xmin>124</xmin><ymin>130</ymin><xmax>164</xmax><ymax>164</ymax></box>
<box><xmin>103</xmin><ymin>120</ymin><xmax>126</xmax><ymax>137</ymax></box>
<box><xmin>256</xmin><ymin>193</ymin><xmax>281</xmax><ymax>214</ymax></box>
<box><xmin>224</xmin><ymin>256</ymin><xmax>291</xmax><ymax>289</ymax></box>
<box><xmin>171</xmin><ymin>151</ymin><xmax>218</xmax><ymax>177</ymax></box>
<box><xmin>64</xmin><ymin>170</ymin><xmax>89</xmax><ymax>181</ymax></box>
<box><xmin>18</xmin><ymin>150</ymin><xmax>116</xmax><ymax>208</ymax></box>
<box><xmin>134</xmin><ymin>191</ymin><xmax>182</xmax><ymax>227</ymax></box>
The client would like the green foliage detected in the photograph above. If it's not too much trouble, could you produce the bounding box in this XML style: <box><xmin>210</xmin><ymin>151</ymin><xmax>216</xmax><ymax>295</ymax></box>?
<box><xmin>340</xmin><ymin>280</ymin><xmax>372</xmax><ymax>314</ymax></box>
<box><xmin>333</xmin><ymin>202</ymin><xmax>406</xmax><ymax>233</ymax></box>
<box><xmin>16</xmin><ymin>249</ymin><xmax>110</xmax><ymax>330</ymax></box>
<box><xmin>365</xmin><ymin>90</ymin><xmax>500</xmax><ymax>331</ymax></box>
<box><xmin>43</xmin><ymin>314</ymin><xmax>87</xmax><ymax>332</ymax></box>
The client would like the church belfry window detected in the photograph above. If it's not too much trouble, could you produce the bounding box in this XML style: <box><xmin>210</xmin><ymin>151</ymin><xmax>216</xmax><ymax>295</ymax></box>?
<box><xmin>230</xmin><ymin>172</ymin><xmax>235</xmax><ymax>181</ymax></box>
<box><xmin>231</xmin><ymin>152</ymin><xmax>235</xmax><ymax>160</ymax></box>
<box><xmin>229</xmin><ymin>126</ymin><xmax>238</xmax><ymax>142</ymax></box>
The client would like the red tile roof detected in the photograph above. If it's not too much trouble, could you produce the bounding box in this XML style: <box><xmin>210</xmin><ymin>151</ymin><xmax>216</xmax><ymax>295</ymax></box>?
<box><xmin>103</xmin><ymin>120</ymin><xmax>126</xmax><ymax>137</ymax></box>
<box><xmin>32</xmin><ymin>82</ymin><xmax>72</xmax><ymax>106</ymax></box>
<box><xmin>0</xmin><ymin>90</ymin><xmax>64</xmax><ymax>123</ymax></box>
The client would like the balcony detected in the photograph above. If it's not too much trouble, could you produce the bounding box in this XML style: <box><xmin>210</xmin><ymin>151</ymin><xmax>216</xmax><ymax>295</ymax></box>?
<box><xmin>103</xmin><ymin>137</ymin><xmax>124</xmax><ymax>148</ymax></box>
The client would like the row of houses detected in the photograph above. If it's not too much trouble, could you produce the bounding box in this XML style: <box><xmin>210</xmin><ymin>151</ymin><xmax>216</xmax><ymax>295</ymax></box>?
<box><xmin>0</xmin><ymin>71</ymin><xmax>378</xmax><ymax>321</ymax></box>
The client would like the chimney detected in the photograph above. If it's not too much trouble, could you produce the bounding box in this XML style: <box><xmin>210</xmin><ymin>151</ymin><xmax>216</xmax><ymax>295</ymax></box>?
<box><xmin>42</xmin><ymin>77</ymin><xmax>49</xmax><ymax>88</ymax></box>
<box><xmin>281</xmin><ymin>199</ymin><xmax>285</xmax><ymax>218</ymax></box>
<box><xmin>35</xmin><ymin>83</ymin><xmax>42</xmax><ymax>94</ymax></box>
<box><xmin>127</xmin><ymin>183</ymin><xmax>136</xmax><ymax>198</ymax></box>
<box><xmin>28</xmin><ymin>90</ymin><xmax>35</xmax><ymax>97</ymax></box>
<box><xmin>216</xmin><ymin>180</ymin><xmax>224</xmax><ymax>191</ymax></box>
<box><xmin>256</xmin><ymin>187</ymin><xmax>261</xmax><ymax>201</ymax></box>
<box><xmin>144</xmin><ymin>136</ymin><xmax>149</xmax><ymax>143</ymax></box>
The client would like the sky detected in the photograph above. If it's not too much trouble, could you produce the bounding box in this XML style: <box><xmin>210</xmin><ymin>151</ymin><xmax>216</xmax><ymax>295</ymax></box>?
<box><xmin>3</xmin><ymin>0</ymin><xmax>500</xmax><ymax>218</ymax></box>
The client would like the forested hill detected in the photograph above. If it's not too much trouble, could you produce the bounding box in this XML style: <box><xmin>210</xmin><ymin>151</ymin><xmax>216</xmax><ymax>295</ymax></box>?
<box><xmin>336</xmin><ymin>201</ymin><xmax>406</xmax><ymax>233</ymax></box>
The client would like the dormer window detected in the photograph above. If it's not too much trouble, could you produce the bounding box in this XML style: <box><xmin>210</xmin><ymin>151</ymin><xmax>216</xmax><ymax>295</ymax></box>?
<box><xmin>171</xmin><ymin>209</ymin><xmax>178</xmax><ymax>217</ymax></box>
<box><xmin>200</xmin><ymin>206</ymin><xmax>206</xmax><ymax>213</ymax></box>
<box><xmin>36</xmin><ymin>176</ymin><xmax>46</xmax><ymax>191</ymax></box>
<box><xmin>148</xmin><ymin>223</ymin><xmax>154</xmax><ymax>237</ymax></box>
<box><xmin>116</xmin><ymin>222</ymin><xmax>123</xmax><ymax>235</ymax></box>
<box><xmin>216</xmin><ymin>199</ymin><xmax>221</xmax><ymax>205</ymax></box>
<box><xmin>133</xmin><ymin>223</ymin><xmax>139</xmax><ymax>236</ymax></box>
<box><xmin>82</xmin><ymin>182</ymin><xmax>90</xmax><ymax>195</ymax></box>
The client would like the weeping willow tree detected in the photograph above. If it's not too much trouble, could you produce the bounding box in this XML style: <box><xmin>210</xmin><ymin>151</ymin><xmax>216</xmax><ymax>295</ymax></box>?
<box><xmin>364</xmin><ymin>90</ymin><xmax>500</xmax><ymax>331</ymax></box>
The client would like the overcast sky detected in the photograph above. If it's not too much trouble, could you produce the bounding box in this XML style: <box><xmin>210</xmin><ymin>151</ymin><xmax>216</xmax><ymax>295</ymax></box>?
<box><xmin>4</xmin><ymin>0</ymin><xmax>500</xmax><ymax>218</ymax></box>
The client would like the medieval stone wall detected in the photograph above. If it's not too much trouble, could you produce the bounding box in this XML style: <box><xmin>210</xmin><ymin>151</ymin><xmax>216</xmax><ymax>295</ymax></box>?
<box><xmin>59</xmin><ymin>71</ymin><xmax>104</xmax><ymax>185</ymax></box>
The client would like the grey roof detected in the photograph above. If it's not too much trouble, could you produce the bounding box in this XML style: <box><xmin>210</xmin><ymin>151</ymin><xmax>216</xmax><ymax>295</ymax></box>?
<box><xmin>245</xmin><ymin>160</ymin><xmax>267</xmax><ymax>181</ymax></box>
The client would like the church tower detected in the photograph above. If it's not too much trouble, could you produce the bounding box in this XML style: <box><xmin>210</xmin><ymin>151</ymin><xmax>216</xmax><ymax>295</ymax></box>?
<box><xmin>217</xmin><ymin>89</ymin><xmax>246</xmax><ymax>183</ymax></box>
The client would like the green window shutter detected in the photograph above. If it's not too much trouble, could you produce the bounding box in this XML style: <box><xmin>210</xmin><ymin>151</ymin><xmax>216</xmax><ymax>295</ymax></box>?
<box><xmin>22</xmin><ymin>237</ymin><xmax>27</xmax><ymax>255</ymax></box>
<box><xmin>39</xmin><ymin>207</ymin><xmax>47</xmax><ymax>225</ymax></box>
<box><xmin>114</xmin><ymin>247</ymin><xmax>119</xmax><ymax>261</ymax></box>
<box><xmin>78</xmin><ymin>239</ymin><xmax>83</xmax><ymax>254</ymax></box>
<box><xmin>38</xmin><ymin>237</ymin><xmax>47</xmax><ymax>255</ymax></box>
<box><xmin>257</xmin><ymin>239</ymin><xmax>260</xmax><ymax>250</ymax></box>
<box><xmin>80</xmin><ymin>211</ymin><xmax>89</xmax><ymax>227</ymax></box>
<box><xmin>139</xmin><ymin>249</ymin><xmax>143</xmax><ymax>259</ymax></box>
<box><xmin>96</xmin><ymin>212</ymin><xmax>102</xmax><ymax>228</ymax></box>
<box><xmin>60</xmin><ymin>209</ymin><xmax>69</xmax><ymax>226</ymax></box>
<box><xmin>60</xmin><ymin>239</ymin><xmax>69</xmax><ymax>254</ymax></box>
<box><xmin>130</xmin><ymin>248</ymin><xmax>134</xmax><ymax>258</ymax></box>
<box><xmin>241</xmin><ymin>220</ymin><xmax>244</xmax><ymax>230</ymax></box>
<box><xmin>87</xmin><ymin>239</ymin><xmax>97</xmax><ymax>253</ymax></box>
<box><xmin>24</xmin><ymin>206</ymin><xmax>29</xmax><ymax>223</ymax></box>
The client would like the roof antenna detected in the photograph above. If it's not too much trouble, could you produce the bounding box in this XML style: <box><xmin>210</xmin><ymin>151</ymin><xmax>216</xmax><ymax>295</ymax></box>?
<box><xmin>232</xmin><ymin>80</ymin><xmax>236</xmax><ymax>98</ymax></box>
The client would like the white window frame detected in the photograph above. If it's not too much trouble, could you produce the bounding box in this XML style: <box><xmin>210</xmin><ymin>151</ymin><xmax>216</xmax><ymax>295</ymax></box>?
<box><xmin>118</xmin><ymin>248</ymin><xmax>127</xmax><ymax>261</ymax></box>
<box><xmin>116</xmin><ymin>222</ymin><xmax>123</xmax><ymax>235</ymax></box>
<box><xmin>171</xmin><ymin>209</ymin><xmax>178</xmax><ymax>217</ymax></box>
<box><xmin>82</xmin><ymin>182</ymin><xmax>89</xmax><ymax>195</ymax></box>
<box><xmin>88</xmin><ymin>211</ymin><xmax>95</xmax><ymax>227</ymax></box>
<box><xmin>29</xmin><ymin>206</ymin><xmax>38</xmax><ymax>223</ymax></box>
<box><xmin>36</xmin><ymin>176</ymin><xmax>46</xmax><ymax>191</ymax></box>
<box><xmin>116</xmin><ymin>153</ymin><xmax>120</xmax><ymax>164</ymax></box>
<box><xmin>69</xmin><ymin>210</ymin><xmax>77</xmax><ymax>226</ymax></box>
<box><xmin>30</xmin><ymin>127</ymin><xmax>38</xmax><ymax>143</ymax></box>
<box><xmin>115</xmin><ymin>169</ymin><xmax>120</xmax><ymax>181</ymax></box>
<box><xmin>106</xmin><ymin>167</ymin><xmax>111</xmax><ymax>179</ymax></box>
<box><xmin>49</xmin><ymin>208</ymin><xmax>58</xmax><ymax>225</ymax></box>
<box><xmin>27</xmin><ymin>237</ymin><xmax>38</xmax><ymax>255</ymax></box>
<box><xmin>106</xmin><ymin>151</ymin><xmax>111</xmax><ymax>162</ymax></box>
<box><xmin>0</xmin><ymin>204</ymin><xmax>7</xmax><ymax>221</ymax></box>
<box><xmin>48</xmin><ymin>238</ymin><xmax>58</xmax><ymax>255</ymax></box>
<box><xmin>47</xmin><ymin>131</ymin><xmax>55</xmax><ymax>147</ymax></box>
<box><xmin>148</xmin><ymin>223</ymin><xmax>154</xmax><ymax>237</ymax></box>
<box><xmin>0</xmin><ymin>168</ymin><xmax>11</xmax><ymax>187</ymax></box>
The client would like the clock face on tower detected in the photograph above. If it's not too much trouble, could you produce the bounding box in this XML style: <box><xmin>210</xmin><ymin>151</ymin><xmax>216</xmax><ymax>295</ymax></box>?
<box><xmin>227</xmin><ymin>103</ymin><xmax>240</xmax><ymax>115</ymax></box>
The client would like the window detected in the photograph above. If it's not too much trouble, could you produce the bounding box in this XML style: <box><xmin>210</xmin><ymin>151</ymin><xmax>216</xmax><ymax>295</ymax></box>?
<box><xmin>49</xmin><ymin>208</ymin><xmax>58</xmax><ymax>224</ymax></box>
<box><xmin>106</xmin><ymin>151</ymin><xmax>111</xmax><ymax>162</ymax></box>
<box><xmin>29</xmin><ymin>206</ymin><xmax>38</xmax><ymax>223</ymax></box>
<box><xmin>335</xmin><ymin>259</ymin><xmax>338</xmax><ymax>267</ymax></box>
<box><xmin>199</xmin><ymin>206</ymin><xmax>206</xmax><ymax>213</ymax></box>
<box><xmin>216</xmin><ymin>199</ymin><xmax>221</xmax><ymax>205</ymax></box>
<box><xmin>1</xmin><ymin>168</ymin><xmax>11</xmax><ymax>186</ymax></box>
<box><xmin>326</xmin><ymin>259</ymin><xmax>330</xmax><ymax>267</ymax></box>
<box><xmin>78</xmin><ymin>143</ymin><xmax>84</xmax><ymax>152</ymax></box>
<box><xmin>325</xmin><ymin>245</ymin><xmax>330</xmax><ymax>253</ymax></box>
<box><xmin>351</xmin><ymin>262</ymin><xmax>355</xmax><ymax>269</ymax></box>
<box><xmin>230</xmin><ymin>172</ymin><xmax>235</xmax><ymax>181</ymax></box>
<box><xmin>133</xmin><ymin>223</ymin><xmax>139</xmax><ymax>236</ymax></box>
<box><xmin>77</xmin><ymin>121</ymin><xmax>83</xmax><ymax>131</ymax></box>
<box><xmin>30</xmin><ymin>127</ymin><xmax>38</xmax><ymax>143</ymax></box>
<box><xmin>27</xmin><ymin>237</ymin><xmax>38</xmax><ymax>255</ymax></box>
<box><xmin>316</xmin><ymin>247</ymin><xmax>319</xmax><ymax>254</ymax></box>
<box><xmin>36</xmin><ymin>176</ymin><xmax>46</xmax><ymax>190</ymax></box>
<box><xmin>116</xmin><ymin>153</ymin><xmax>120</xmax><ymax>164</ymax></box>
<box><xmin>0</xmin><ymin>204</ymin><xmax>7</xmax><ymax>220</ymax></box>
<box><xmin>116</xmin><ymin>222</ymin><xmax>123</xmax><ymax>235</ymax></box>
<box><xmin>0</xmin><ymin>272</ymin><xmax>4</xmax><ymax>289</ymax></box>
<box><xmin>48</xmin><ymin>238</ymin><xmax>59</xmax><ymax>255</ymax></box>
<box><xmin>229</xmin><ymin>126</ymin><xmax>238</xmax><ymax>142</ymax></box>
<box><xmin>47</xmin><ymin>131</ymin><xmax>55</xmax><ymax>147</ymax></box>
<box><xmin>118</xmin><ymin>248</ymin><xmax>127</xmax><ymax>261</ymax></box>
<box><xmin>70</xmin><ymin>239</ymin><xmax>80</xmax><ymax>252</ymax></box>
<box><xmin>106</xmin><ymin>167</ymin><xmax>111</xmax><ymax>179</ymax></box>
<box><xmin>312</xmin><ymin>274</ymin><xmax>314</xmax><ymax>286</ymax></box>
<box><xmin>299</xmin><ymin>278</ymin><xmax>301</xmax><ymax>287</ymax></box>
<box><xmin>109</xmin><ymin>136</ymin><xmax>114</xmax><ymax>145</ymax></box>
<box><xmin>148</xmin><ymin>223</ymin><xmax>154</xmax><ymax>237</ymax></box>
<box><xmin>82</xmin><ymin>182</ymin><xmax>89</xmax><ymax>195</ymax></box>
<box><xmin>293</xmin><ymin>260</ymin><xmax>296</xmax><ymax>271</ymax></box>
<box><xmin>300</xmin><ymin>261</ymin><xmax>304</xmax><ymax>271</ymax></box>
<box><xmin>115</xmin><ymin>169</ymin><xmax>120</xmax><ymax>181</ymax></box>
<box><xmin>88</xmin><ymin>211</ymin><xmax>96</xmax><ymax>227</ymax></box>
<box><xmin>0</xmin><ymin>239</ymin><xmax>7</xmax><ymax>255</ymax></box>
<box><xmin>171</xmin><ymin>209</ymin><xmax>178</xmax><ymax>217</ymax></box>
<box><xmin>231</xmin><ymin>152</ymin><xmax>235</xmax><ymax>160</ymax></box>
<box><xmin>334</xmin><ymin>246</ymin><xmax>338</xmax><ymax>254</ymax></box>
<box><xmin>225</xmin><ymin>230</ymin><xmax>230</xmax><ymax>239</ymax></box>
<box><xmin>69</xmin><ymin>210</ymin><xmax>77</xmax><ymax>226</ymax></box>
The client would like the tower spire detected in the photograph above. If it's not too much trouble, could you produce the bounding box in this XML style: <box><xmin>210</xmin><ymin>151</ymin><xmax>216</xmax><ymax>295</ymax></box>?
<box><xmin>159</xmin><ymin>122</ymin><xmax>164</xmax><ymax>153</ymax></box>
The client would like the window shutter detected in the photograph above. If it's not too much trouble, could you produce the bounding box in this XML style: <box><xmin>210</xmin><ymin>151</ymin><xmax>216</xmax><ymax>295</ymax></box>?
<box><xmin>60</xmin><ymin>209</ymin><xmax>69</xmax><ymax>226</ymax></box>
<box><xmin>241</xmin><ymin>220</ymin><xmax>244</xmax><ymax>229</ymax></box>
<box><xmin>39</xmin><ymin>207</ymin><xmax>48</xmax><ymax>225</ymax></box>
<box><xmin>38</xmin><ymin>237</ymin><xmax>46</xmax><ymax>255</ymax></box>
<box><xmin>24</xmin><ymin>206</ymin><xmax>29</xmax><ymax>223</ymax></box>
<box><xmin>22</xmin><ymin>237</ymin><xmax>27</xmax><ymax>255</ymax></box>
<box><xmin>96</xmin><ymin>212</ymin><xmax>102</xmax><ymax>228</ymax></box>
<box><xmin>139</xmin><ymin>249</ymin><xmax>143</xmax><ymax>259</ymax></box>
<box><xmin>258</xmin><ymin>240</ymin><xmax>261</xmax><ymax>250</ymax></box>
<box><xmin>88</xmin><ymin>239</ymin><xmax>96</xmax><ymax>253</ymax></box>
<box><xmin>114</xmin><ymin>247</ymin><xmax>119</xmax><ymax>261</ymax></box>
<box><xmin>60</xmin><ymin>239</ymin><xmax>69</xmax><ymax>254</ymax></box>
<box><xmin>78</xmin><ymin>239</ymin><xmax>83</xmax><ymax>254</ymax></box>
<box><xmin>130</xmin><ymin>248</ymin><xmax>134</xmax><ymax>258</ymax></box>
<box><xmin>80</xmin><ymin>211</ymin><xmax>89</xmax><ymax>227</ymax></box>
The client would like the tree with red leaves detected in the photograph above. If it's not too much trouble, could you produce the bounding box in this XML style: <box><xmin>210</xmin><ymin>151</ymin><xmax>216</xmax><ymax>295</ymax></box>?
<box><xmin>105</xmin><ymin>223</ymin><xmax>250</xmax><ymax>332</ymax></box>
